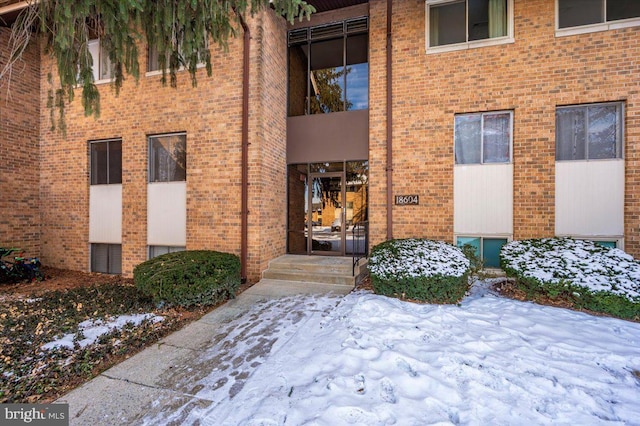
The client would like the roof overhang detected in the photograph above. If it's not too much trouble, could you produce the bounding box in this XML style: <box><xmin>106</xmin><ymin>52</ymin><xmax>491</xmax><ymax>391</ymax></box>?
<box><xmin>307</xmin><ymin>0</ymin><xmax>368</xmax><ymax>13</ymax></box>
<box><xmin>0</xmin><ymin>1</ymin><xmax>31</xmax><ymax>27</ymax></box>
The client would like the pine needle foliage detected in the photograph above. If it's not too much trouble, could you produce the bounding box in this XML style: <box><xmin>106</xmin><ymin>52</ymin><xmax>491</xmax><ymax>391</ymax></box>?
<box><xmin>3</xmin><ymin>0</ymin><xmax>315</xmax><ymax>131</ymax></box>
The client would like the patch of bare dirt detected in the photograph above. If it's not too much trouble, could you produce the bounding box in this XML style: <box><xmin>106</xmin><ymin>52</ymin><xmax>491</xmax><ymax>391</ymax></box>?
<box><xmin>355</xmin><ymin>274</ymin><xmax>373</xmax><ymax>292</ymax></box>
<box><xmin>0</xmin><ymin>267</ymin><xmax>133</xmax><ymax>299</ymax></box>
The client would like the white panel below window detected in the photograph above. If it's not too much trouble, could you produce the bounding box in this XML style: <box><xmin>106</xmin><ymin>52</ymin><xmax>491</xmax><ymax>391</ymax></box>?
<box><xmin>89</xmin><ymin>185</ymin><xmax>122</xmax><ymax>243</ymax></box>
<box><xmin>555</xmin><ymin>160</ymin><xmax>624</xmax><ymax>237</ymax></box>
<box><xmin>454</xmin><ymin>164</ymin><xmax>513</xmax><ymax>235</ymax></box>
<box><xmin>147</xmin><ymin>181</ymin><xmax>187</xmax><ymax>246</ymax></box>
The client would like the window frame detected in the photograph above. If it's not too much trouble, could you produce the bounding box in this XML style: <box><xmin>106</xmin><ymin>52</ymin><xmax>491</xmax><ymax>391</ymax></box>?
<box><xmin>425</xmin><ymin>0</ymin><xmax>515</xmax><ymax>54</ymax></box>
<box><xmin>148</xmin><ymin>132</ymin><xmax>187</xmax><ymax>183</ymax></box>
<box><xmin>555</xmin><ymin>102</ymin><xmax>624</xmax><ymax>162</ymax></box>
<box><xmin>287</xmin><ymin>17</ymin><xmax>369</xmax><ymax>117</ymax></box>
<box><xmin>145</xmin><ymin>37</ymin><xmax>209</xmax><ymax>75</ymax></box>
<box><xmin>455</xmin><ymin>235</ymin><xmax>510</xmax><ymax>269</ymax></box>
<box><xmin>90</xmin><ymin>243</ymin><xmax>122</xmax><ymax>274</ymax></box>
<box><xmin>87</xmin><ymin>38</ymin><xmax>113</xmax><ymax>83</ymax></box>
<box><xmin>454</xmin><ymin>110</ymin><xmax>513</xmax><ymax>165</ymax></box>
<box><xmin>89</xmin><ymin>138</ymin><xmax>122</xmax><ymax>185</ymax></box>
<box><xmin>148</xmin><ymin>245</ymin><xmax>186</xmax><ymax>259</ymax></box>
<box><xmin>555</xmin><ymin>0</ymin><xmax>640</xmax><ymax>36</ymax></box>
<box><xmin>556</xmin><ymin>236</ymin><xmax>623</xmax><ymax>250</ymax></box>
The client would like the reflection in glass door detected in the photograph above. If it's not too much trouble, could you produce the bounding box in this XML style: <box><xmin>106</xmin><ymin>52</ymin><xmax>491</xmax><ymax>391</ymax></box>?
<box><xmin>287</xmin><ymin>161</ymin><xmax>368</xmax><ymax>256</ymax></box>
<box><xmin>309</xmin><ymin>173</ymin><xmax>344</xmax><ymax>254</ymax></box>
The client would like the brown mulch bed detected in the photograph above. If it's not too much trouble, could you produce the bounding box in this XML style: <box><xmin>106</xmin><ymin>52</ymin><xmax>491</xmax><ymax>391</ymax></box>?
<box><xmin>0</xmin><ymin>267</ymin><xmax>134</xmax><ymax>301</ymax></box>
<box><xmin>0</xmin><ymin>267</ymin><xmax>255</xmax><ymax>403</ymax></box>
<box><xmin>1</xmin><ymin>266</ymin><xmax>255</xmax><ymax>301</ymax></box>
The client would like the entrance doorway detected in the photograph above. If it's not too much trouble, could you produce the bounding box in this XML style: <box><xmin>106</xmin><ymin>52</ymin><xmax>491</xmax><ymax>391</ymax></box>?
<box><xmin>287</xmin><ymin>161</ymin><xmax>368</xmax><ymax>256</ymax></box>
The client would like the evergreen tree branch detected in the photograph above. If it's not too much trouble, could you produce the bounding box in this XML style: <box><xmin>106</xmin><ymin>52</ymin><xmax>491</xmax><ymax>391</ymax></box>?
<box><xmin>1</xmin><ymin>0</ymin><xmax>314</xmax><ymax>132</ymax></box>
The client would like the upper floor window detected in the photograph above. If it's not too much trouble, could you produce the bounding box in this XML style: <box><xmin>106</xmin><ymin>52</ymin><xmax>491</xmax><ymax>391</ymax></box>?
<box><xmin>556</xmin><ymin>102</ymin><xmax>623</xmax><ymax>161</ymax></box>
<box><xmin>558</xmin><ymin>0</ymin><xmax>640</xmax><ymax>29</ymax></box>
<box><xmin>288</xmin><ymin>17</ymin><xmax>369</xmax><ymax>116</ymax></box>
<box><xmin>88</xmin><ymin>38</ymin><xmax>113</xmax><ymax>81</ymax></box>
<box><xmin>147</xmin><ymin>42</ymin><xmax>209</xmax><ymax>73</ymax></box>
<box><xmin>455</xmin><ymin>111</ymin><xmax>512</xmax><ymax>164</ymax></box>
<box><xmin>426</xmin><ymin>0</ymin><xmax>513</xmax><ymax>51</ymax></box>
<box><xmin>90</xmin><ymin>139</ymin><xmax>122</xmax><ymax>185</ymax></box>
<box><xmin>148</xmin><ymin>133</ymin><xmax>186</xmax><ymax>182</ymax></box>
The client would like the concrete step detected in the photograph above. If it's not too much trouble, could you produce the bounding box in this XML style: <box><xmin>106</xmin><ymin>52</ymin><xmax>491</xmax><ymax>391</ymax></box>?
<box><xmin>262</xmin><ymin>255</ymin><xmax>368</xmax><ymax>288</ymax></box>
<box><xmin>262</xmin><ymin>270</ymin><xmax>356</xmax><ymax>286</ymax></box>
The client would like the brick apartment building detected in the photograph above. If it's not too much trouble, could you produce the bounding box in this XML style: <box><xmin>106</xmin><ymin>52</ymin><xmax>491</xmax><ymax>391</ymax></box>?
<box><xmin>1</xmin><ymin>0</ymin><xmax>639</xmax><ymax>281</ymax></box>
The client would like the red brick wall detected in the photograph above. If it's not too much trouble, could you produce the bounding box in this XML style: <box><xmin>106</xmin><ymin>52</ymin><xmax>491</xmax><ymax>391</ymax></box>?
<box><xmin>38</xmin><ymin>11</ymin><xmax>290</xmax><ymax>279</ymax></box>
<box><xmin>248</xmin><ymin>11</ymin><xmax>289</xmax><ymax>277</ymax></box>
<box><xmin>0</xmin><ymin>27</ymin><xmax>40</xmax><ymax>257</ymax></box>
<box><xmin>23</xmin><ymin>0</ymin><xmax>640</xmax><ymax>277</ymax></box>
<box><xmin>368</xmin><ymin>0</ymin><xmax>640</xmax><ymax>256</ymax></box>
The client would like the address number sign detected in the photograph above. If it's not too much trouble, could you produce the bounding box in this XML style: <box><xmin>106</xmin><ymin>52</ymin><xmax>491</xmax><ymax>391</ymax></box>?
<box><xmin>395</xmin><ymin>195</ymin><xmax>419</xmax><ymax>205</ymax></box>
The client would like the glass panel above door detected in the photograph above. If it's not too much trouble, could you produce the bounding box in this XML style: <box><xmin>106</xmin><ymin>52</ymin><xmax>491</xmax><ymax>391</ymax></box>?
<box><xmin>310</xmin><ymin>38</ymin><xmax>345</xmax><ymax>114</ymax></box>
<box><xmin>288</xmin><ymin>17</ymin><xmax>368</xmax><ymax>117</ymax></box>
<box><xmin>309</xmin><ymin>162</ymin><xmax>344</xmax><ymax>173</ymax></box>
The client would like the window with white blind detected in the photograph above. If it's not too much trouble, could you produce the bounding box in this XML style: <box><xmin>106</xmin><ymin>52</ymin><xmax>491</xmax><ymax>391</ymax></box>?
<box><xmin>87</xmin><ymin>38</ymin><xmax>113</xmax><ymax>82</ymax></box>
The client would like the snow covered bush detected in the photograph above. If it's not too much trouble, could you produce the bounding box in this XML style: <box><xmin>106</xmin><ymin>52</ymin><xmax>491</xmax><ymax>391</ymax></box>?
<box><xmin>501</xmin><ymin>238</ymin><xmax>640</xmax><ymax>320</ymax></box>
<box><xmin>368</xmin><ymin>239</ymin><xmax>470</xmax><ymax>303</ymax></box>
<box><xmin>134</xmin><ymin>250</ymin><xmax>240</xmax><ymax>307</ymax></box>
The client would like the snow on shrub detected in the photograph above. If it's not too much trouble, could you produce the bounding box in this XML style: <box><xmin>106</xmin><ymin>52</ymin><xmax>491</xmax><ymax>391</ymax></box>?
<box><xmin>368</xmin><ymin>239</ymin><xmax>470</xmax><ymax>303</ymax></box>
<box><xmin>501</xmin><ymin>238</ymin><xmax>640</xmax><ymax>319</ymax></box>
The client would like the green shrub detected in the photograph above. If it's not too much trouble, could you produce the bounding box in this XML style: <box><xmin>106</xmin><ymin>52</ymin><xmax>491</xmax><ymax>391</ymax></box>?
<box><xmin>368</xmin><ymin>239</ymin><xmax>470</xmax><ymax>304</ymax></box>
<box><xmin>133</xmin><ymin>250</ymin><xmax>240</xmax><ymax>307</ymax></box>
<box><xmin>460</xmin><ymin>243</ymin><xmax>483</xmax><ymax>277</ymax></box>
<box><xmin>501</xmin><ymin>238</ymin><xmax>640</xmax><ymax>320</ymax></box>
<box><xmin>513</xmin><ymin>275</ymin><xmax>640</xmax><ymax>320</ymax></box>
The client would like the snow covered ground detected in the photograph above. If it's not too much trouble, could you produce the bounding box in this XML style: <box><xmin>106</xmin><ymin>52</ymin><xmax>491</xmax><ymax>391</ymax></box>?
<box><xmin>42</xmin><ymin>314</ymin><xmax>164</xmax><ymax>350</ymax></box>
<box><xmin>141</xmin><ymin>280</ymin><xmax>640</xmax><ymax>425</ymax></box>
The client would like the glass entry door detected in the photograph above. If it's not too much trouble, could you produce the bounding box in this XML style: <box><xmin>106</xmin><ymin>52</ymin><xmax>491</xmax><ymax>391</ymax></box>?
<box><xmin>287</xmin><ymin>161</ymin><xmax>368</xmax><ymax>256</ymax></box>
<box><xmin>308</xmin><ymin>172</ymin><xmax>345</xmax><ymax>255</ymax></box>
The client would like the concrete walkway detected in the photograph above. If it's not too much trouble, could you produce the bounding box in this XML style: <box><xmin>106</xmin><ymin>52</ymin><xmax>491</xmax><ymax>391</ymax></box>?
<box><xmin>56</xmin><ymin>279</ymin><xmax>352</xmax><ymax>425</ymax></box>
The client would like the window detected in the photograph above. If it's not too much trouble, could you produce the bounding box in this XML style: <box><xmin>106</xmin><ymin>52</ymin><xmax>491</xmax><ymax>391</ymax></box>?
<box><xmin>456</xmin><ymin>236</ymin><xmax>507</xmax><ymax>268</ymax></box>
<box><xmin>147</xmin><ymin>42</ymin><xmax>209</xmax><ymax>73</ymax></box>
<box><xmin>149</xmin><ymin>246</ymin><xmax>185</xmax><ymax>259</ymax></box>
<box><xmin>148</xmin><ymin>133</ymin><xmax>187</xmax><ymax>182</ymax></box>
<box><xmin>90</xmin><ymin>139</ymin><xmax>122</xmax><ymax>185</ymax></box>
<box><xmin>556</xmin><ymin>103</ymin><xmax>623</xmax><ymax>161</ymax></box>
<box><xmin>558</xmin><ymin>0</ymin><xmax>640</xmax><ymax>29</ymax></box>
<box><xmin>147</xmin><ymin>46</ymin><xmax>162</xmax><ymax>73</ymax></box>
<box><xmin>288</xmin><ymin>17</ymin><xmax>369</xmax><ymax>116</ymax></box>
<box><xmin>88</xmin><ymin>38</ymin><xmax>113</xmax><ymax>81</ymax></box>
<box><xmin>91</xmin><ymin>243</ymin><xmax>122</xmax><ymax>274</ymax></box>
<box><xmin>455</xmin><ymin>111</ymin><xmax>512</xmax><ymax>164</ymax></box>
<box><xmin>427</xmin><ymin>0</ymin><xmax>512</xmax><ymax>49</ymax></box>
<box><xmin>593</xmin><ymin>240</ymin><xmax>617</xmax><ymax>249</ymax></box>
